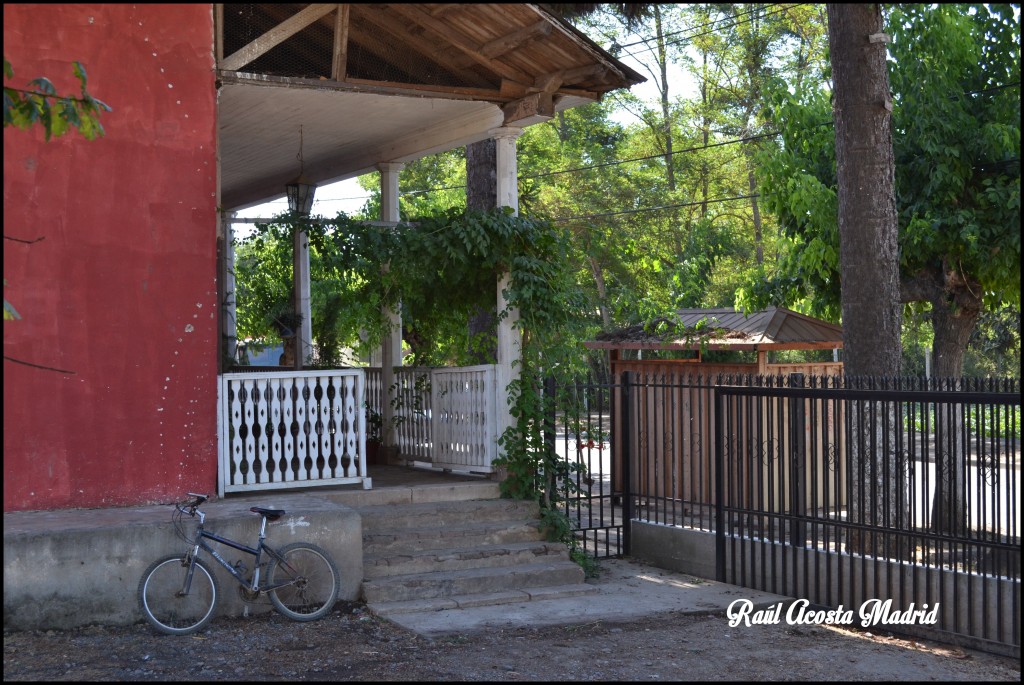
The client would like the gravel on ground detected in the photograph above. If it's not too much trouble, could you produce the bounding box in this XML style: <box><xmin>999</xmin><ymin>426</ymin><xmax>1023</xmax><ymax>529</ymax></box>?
<box><xmin>4</xmin><ymin>598</ymin><xmax>1020</xmax><ymax>681</ymax></box>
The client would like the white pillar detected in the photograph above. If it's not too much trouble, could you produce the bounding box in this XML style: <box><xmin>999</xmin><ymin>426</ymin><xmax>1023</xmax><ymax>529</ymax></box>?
<box><xmin>492</xmin><ymin>127</ymin><xmax>521</xmax><ymax>214</ymax></box>
<box><xmin>378</xmin><ymin>162</ymin><xmax>404</xmax><ymax>450</ymax></box>
<box><xmin>491</xmin><ymin>127</ymin><xmax>523</xmax><ymax>448</ymax></box>
<box><xmin>222</xmin><ymin>212</ymin><xmax>238</xmax><ymax>363</ymax></box>
<box><xmin>293</xmin><ymin>224</ymin><xmax>312</xmax><ymax>369</ymax></box>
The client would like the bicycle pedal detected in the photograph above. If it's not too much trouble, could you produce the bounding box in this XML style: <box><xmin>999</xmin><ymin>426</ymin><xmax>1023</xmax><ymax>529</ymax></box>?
<box><xmin>237</xmin><ymin>585</ymin><xmax>261</xmax><ymax>603</ymax></box>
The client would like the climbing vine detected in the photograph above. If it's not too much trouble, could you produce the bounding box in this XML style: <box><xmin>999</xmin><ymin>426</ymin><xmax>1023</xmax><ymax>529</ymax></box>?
<box><xmin>238</xmin><ymin>208</ymin><xmax>598</xmax><ymax>565</ymax></box>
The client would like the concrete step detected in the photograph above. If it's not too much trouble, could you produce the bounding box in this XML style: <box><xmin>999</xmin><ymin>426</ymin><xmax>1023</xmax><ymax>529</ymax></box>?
<box><xmin>363</xmin><ymin>520</ymin><xmax>543</xmax><ymax>556</ymax></box>
<box><xmin>364</xmin><ymin>540</ymin><xmax>568</xmax><ymax>579</ymax></box>
<box><xmin>367</xmin><ymin>583</ymin><xmax>599</xmax><ymax>617</ymax></box>
<box><xmin>360</xmin><ymin>560</ymin><xmax>587</xmax><ymax>603</ymax></box>
<box><xmin>357</xmin><ymin>498</ymin><xmax>540</xmax><ymax>531</ymax></box>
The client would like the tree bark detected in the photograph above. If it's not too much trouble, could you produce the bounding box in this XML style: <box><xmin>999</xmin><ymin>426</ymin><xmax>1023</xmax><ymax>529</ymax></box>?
<box><xmin>828</xmin><ymin>4</ymin><xmax>905</xmax><ymax>558</ymax></box>
<box><xmin>466</xmin><ymin>139</ymin><xmax>499</xmax><ymax>363</ymax></box>
<box><xmin>466</xmin><ymin>139</ymin><xmax>497</xmax><ymax>212</ymax></box>
<box><xmin>828</xmin><ymin>3</ymin><xmax>902</xmax><ymax>378</ymax></box>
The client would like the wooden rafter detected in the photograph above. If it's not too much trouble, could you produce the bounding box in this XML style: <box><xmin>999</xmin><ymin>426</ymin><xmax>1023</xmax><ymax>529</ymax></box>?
<box><xmin>386</xmin><ymin>3</ymin><xmax>534</xmax><ymax>85</ymax></box>
<box><xmin>428</xmin><ymin>4</ymin><xmax>462</xmax><ymax>17</ymax></box>
<box><xmin>346</xmin><ymin>8</ymin><xmax>474</xmax><ymax>87</ymax></box>
<box><xmin>220</xmin><ymin>3</ymin><xmax>337</xmax><ymax>72</ymax></box>
<box><xmin>479</xmin><ymin>20</ymin><xmax>552</xmax><ymax>59</ymax></box>
<box><xmin>355</xmin><ymin>4</ymin><xmax>495</xmax><ymax>89</ymax></box>
<box><xmin>331</xmin><ymin>4</ymin><xmax>350</xmax><ymax>80</ymax></box>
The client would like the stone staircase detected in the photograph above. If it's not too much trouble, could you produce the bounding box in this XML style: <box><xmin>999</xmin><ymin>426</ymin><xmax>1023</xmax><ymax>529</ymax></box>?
<box><xmin>355</xmin><ymin>497</ymin><xmax>598</xmax><ymax>617</ymax></box>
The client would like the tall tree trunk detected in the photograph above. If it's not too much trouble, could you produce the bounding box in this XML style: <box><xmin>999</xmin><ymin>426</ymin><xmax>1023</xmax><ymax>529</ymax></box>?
<box><xmin>466</xmin><ymin>139</ymin><xmax>498</xmax><ymax>364</ymax></box>
<box><xmin>828</xmin><ymin>4</ymin><xmax>905</xmax><ymax>558</ymax></box>
<box><xmin>588</xmin><ymin>254</ymin><xmax>612</xmax><ymax>329</ymax></box>
<box><xmin>654</xmin><ymin>6</ymin><xmax>675</xmax><ymax>193</ymax></box>
<box><xmin>747</xmin><ymin>164</ymin><xmax>763</xmax><ymax>265</ymax></box>
<box><xmin>901</xmin><ymin>264</ymin><xmax>983</xmax><ymax>537</ymax></box>
<box><xmin>466</xmin><ymin>139</ymin><xmax>497</xmax><ymax>212</ymax></box>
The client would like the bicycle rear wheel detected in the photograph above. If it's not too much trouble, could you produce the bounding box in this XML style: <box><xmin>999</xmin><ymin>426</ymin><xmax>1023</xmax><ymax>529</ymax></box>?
<box><xmin>138</xmin><ymin>554</ymin><xmax>219</xmax><ymax>635</ymax></box>
<box><xmin>267</xmin><ymin>542</ymin><xmax>340</xmax><ymax>621</ymax></box>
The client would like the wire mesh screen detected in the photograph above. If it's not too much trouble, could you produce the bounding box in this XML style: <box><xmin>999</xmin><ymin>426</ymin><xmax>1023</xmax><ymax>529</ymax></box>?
<box><xmin>221</xmin><ymin>4</ymin><xmax>469</xmax><ymax>87</ymax></box>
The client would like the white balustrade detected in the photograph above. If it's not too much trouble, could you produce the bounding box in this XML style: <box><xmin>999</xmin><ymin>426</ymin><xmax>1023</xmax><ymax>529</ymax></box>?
<box><xmin>218</xmin><ymin>369</ymin><xmax>369</xmax><ymax>495</ymax></box>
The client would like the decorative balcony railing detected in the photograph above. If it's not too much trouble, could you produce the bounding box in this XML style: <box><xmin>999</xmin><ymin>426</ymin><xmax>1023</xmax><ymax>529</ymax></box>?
<box><xmin>218</xmin><ymin>369</ymin><xmax>369</xmax><ymax>495</ymax></box>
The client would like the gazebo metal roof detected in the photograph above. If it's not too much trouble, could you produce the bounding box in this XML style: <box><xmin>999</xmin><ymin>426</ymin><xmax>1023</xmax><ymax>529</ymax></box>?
<box><xmin>585</xmin><ymin>307</ymin><xmax>844</xmax><ymax>352</ymax></box>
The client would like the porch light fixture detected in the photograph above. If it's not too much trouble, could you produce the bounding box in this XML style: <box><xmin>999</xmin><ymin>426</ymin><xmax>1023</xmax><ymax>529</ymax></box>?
<box><xmin>286</xmin><ymin>125</ymin><xmax>316</xmax><ymax>216</ymax></box>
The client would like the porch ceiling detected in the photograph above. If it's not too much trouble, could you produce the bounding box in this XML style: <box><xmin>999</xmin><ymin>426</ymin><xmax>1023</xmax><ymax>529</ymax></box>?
<box><xmin>217</xmin><ymin>3</ymin><xmax>645</xmax><ymax>211</ymax></box>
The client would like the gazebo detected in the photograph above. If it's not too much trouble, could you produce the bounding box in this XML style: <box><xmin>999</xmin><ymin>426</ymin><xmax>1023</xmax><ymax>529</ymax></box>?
<box><xmin>584</xmin><ymin>307</ymin><xmax>846</xmax><ymax>510</ymax></box>
<box><xmin>585</xmin><ymin>306</ymin><xmax>845</xmax><ymax>377</ymax></box>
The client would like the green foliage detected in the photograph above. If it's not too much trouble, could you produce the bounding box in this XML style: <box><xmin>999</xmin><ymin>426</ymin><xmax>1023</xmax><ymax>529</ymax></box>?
<box><xmin>233</xmin><ymin>206</ymin><xmax>594</xmax><ymax>540</ymax></box>
<box><xmin>3</xmin><ymin>58</ymin><xmax>111</xmax><ymax>141</ymax></box>
<box><xmin>3</xmin><ymin>279</ymin><xmax>20</xmax><ymax>321</ymax></box>
<box><xmin>4</xmin><ymin>57</ymin><xmax>111</xmax><ymax>323</ymax></box>
<box><xmin>747</xmin><ymin>4</ymin><xmax>1020</xmax><ymax>365</ymax></box>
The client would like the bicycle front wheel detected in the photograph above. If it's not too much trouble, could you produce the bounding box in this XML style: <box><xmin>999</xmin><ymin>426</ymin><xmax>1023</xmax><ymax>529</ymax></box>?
<box><xmin>267</xmin><ymin>542</ymin><xmax>340</xmax><ymax>622</ymax></box>
<box><xmin>138</xmin><ymin>554</ymin><xmax>219</xmax><ymax>635</ymax></box>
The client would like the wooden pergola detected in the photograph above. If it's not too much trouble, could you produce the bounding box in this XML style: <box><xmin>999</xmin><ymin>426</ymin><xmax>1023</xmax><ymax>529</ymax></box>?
<box><xmin>586</xmin><ymin>307</ymin><xmax>845</xmax><ymax>375</ymax></box>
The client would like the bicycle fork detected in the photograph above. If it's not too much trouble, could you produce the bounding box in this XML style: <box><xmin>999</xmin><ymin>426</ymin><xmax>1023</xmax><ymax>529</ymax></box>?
<box><xmin>179</xmin><ymin>545</ymin><xmax>203</xmax><ymax>597</ymax></box>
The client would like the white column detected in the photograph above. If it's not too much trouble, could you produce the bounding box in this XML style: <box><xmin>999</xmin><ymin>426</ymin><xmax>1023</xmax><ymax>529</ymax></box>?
<box><xmin>293</xmin><ymin>224</ymin><xmax>312</xmax><ymax>369</ymax></box>
<box><xmin>378</xmin><ymin>162</ymin><xmax>404</xmax><ymax>450</ymax></box>
<box><xmin>491</xmin><ymin>127</ymin><xmax>523</xmax><ymax>448</ymax></box>
<box><xmin>492</xmin><ymin>127</ymin><xmax>521</xmax><ymax>213</ymax></box>
<box><xmin>222</xmin><ymin>212</ymin><xmax>238</xmax><ymax>363</ymax></box>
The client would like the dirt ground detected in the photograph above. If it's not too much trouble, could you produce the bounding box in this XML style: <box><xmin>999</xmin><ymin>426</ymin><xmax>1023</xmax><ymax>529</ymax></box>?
<box><xmin>4</xmin><ymin>596</ymin><xmax>1020</xmax><ymax>682</ymax></box>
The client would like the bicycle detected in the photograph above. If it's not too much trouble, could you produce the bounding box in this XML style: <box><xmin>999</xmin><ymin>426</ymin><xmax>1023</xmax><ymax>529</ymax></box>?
<box><xmin>138</xmin><ymin>493</ymin><xmax>340</xmax><ymax>635</ymax></box>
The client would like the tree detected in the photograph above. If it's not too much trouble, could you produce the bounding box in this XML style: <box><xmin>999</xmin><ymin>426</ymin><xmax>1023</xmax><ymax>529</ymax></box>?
<box><xmin>827</xmin><ymin>4</ymin><xmax>903</xmax><ymax>378</ymax></box>
<box><xmin>747</xmin><ymin>4</ymin><xmax>1020</xmax><ymax>376</ymax></box>
<box><xmin>825</xmin><ymin>3</ymin><xmax>903</xmax><ymax>558</ymax></box>
<box><xmin>889</xmin><ymin>4</ymin><xmax>1021</xmax><ymax>378</ymax></box>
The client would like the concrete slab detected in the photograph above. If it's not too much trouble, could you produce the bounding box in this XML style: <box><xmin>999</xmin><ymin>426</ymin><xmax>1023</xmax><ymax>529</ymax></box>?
<box><xmin>378</xmin><ymin>556</ymin><xmax>791</xmax><ymax>638</ymax></box>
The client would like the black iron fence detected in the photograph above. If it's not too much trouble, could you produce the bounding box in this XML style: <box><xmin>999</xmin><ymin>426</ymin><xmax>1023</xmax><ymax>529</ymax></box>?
<box><xmin>548</xmin><ymin>372</ymin><xmax>1020</xmax><ymax>655</ymax></box>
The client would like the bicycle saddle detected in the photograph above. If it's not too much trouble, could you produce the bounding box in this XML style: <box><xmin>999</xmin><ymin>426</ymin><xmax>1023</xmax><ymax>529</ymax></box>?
<box><xmin>250</xmin><ymin>507</ymin><xmax>285</xmax><ymax>521</ymax></box>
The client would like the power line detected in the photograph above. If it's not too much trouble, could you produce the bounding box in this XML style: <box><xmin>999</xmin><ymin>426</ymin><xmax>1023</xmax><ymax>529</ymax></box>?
<box><xmin>611</xmin><ymin>3</ymin><xmax>776</xmax><ymax>50</ymax></box>
<box><xmin>525</xmin><ymin>130</ymin><xmax>781</xmax><ymax>181</ymax></box>
<box><xmin>551</xmin><ymin>193</ymin><xmax>762</xmax><ymax>223</ymax></box>
<box><xmin>614</xmin><ymin>4</ymin><xmax>808</xmax><ymax>62</ymax></box>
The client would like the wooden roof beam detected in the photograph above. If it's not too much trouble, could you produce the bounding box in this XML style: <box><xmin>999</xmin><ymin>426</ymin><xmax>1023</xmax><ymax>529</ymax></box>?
<box><xmin>480</xmin><ymin>20</ymin><xmax>553</xmax><ymax>59</ymax></box>
<box><xmin>221</xmin><ymin>3</ymin><xmax>338</xmax><ymax>72</ymax></box>
<box><xmin>429</xmin><ymin>4</ymin><xmax>462</xmax><ymax>17</ymax></box>
<box><xmin>388</xmin><ymin>3</ymin><xmax>534</xmax><ymax>84</ymax></box>
<box><xmin>331</xmin><ymin>4</ymin><xmax>350</xmax><ymax>80</ymax></box>
<box><xmin>503</xmin><ymin>91</ymin><xmax>554</xmax><ymax>125</ymax></box>
<box><xmin>356</xmin><ymin>4</ymin><xmax>494</xmax><ymax>89</ymax></box>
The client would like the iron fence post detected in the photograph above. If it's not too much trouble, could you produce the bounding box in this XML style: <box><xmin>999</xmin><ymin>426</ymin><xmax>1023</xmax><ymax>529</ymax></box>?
<box><xmin>621</xmin><ymin>371</ymin><xmax>633</xmax><ymax>556</ymax></box>
<box><xmin>789</xmin><ymin>372</ymin><xmax>807</xmax><ymax>547</ymax></box>
<box><xmin>714</xmin><ymin>384</ymin><xmax>725</xmax><ymax>582</ymax></box>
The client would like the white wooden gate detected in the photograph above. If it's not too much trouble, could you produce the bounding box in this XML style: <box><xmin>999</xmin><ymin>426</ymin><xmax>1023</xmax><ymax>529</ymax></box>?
<box><xmin>217</xmin><ymin>369</ymin><xmax>370</xmax><ymax>495</ymax></box>
<box><xmin>430</xmin><ymin>365</ymin><xmax>498</xmax><ymax>472</ymax></box>
<box><xmin>367</xmin><ymin>365</ymin><xmax>499</xmax><ymax>473</ymax></box>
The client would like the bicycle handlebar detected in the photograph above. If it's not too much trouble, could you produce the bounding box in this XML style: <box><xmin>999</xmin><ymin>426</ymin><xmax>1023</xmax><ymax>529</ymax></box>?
<box><xmin>177</xmin><ymin>493</ymin><xmax>209</xmax><ymax>515</ymax></box>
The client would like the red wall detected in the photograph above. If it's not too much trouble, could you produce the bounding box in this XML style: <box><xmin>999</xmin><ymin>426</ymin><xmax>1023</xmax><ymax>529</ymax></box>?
<box><xmin>3</xmin><ymin>5</ymin><xmax>219</xmax><ymax>511</ymax></box>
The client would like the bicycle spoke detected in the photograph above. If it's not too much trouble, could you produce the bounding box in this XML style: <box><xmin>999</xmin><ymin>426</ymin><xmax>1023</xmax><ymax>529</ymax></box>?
<box><xmin>267</xmin><ymin>543</ymin><xmax>339</xmax><ymax>621</ymax></box>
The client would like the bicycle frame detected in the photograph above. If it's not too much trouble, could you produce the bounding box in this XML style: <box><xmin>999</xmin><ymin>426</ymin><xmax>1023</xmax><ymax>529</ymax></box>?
<box><xmin>180</xmin><ymin>507</ymin><xmax>295</xmax><ymax>596</ymax></box>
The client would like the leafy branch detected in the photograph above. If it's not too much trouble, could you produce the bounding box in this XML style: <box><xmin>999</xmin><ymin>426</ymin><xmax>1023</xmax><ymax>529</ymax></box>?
<box><xmin>3</xmin><ymin>58</ymin><xmax>111</xmax><ymax>141</ymax></box>
<box><xmin>4</xmin><ymin>56</ymin><xmax>110</xmax><ymax>369</ymax></box>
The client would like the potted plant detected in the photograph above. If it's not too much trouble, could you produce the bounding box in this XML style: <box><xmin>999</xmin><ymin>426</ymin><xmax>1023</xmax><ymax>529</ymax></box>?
<box><xmin>272</xmin><ymin>310</ymin><xmax>303</xmax><ymax>367</ymax></box>
<box><xmin>365</xmin><ymin>406</ymin><xmax>383</xmax><ymax>465</ymax></box>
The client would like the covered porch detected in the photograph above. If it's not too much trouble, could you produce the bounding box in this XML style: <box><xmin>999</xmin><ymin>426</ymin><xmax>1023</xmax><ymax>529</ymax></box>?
<box><xmin>213</xmin><ymin>4</ymin><xmax>644</xmax><ymax>495</ymax></box>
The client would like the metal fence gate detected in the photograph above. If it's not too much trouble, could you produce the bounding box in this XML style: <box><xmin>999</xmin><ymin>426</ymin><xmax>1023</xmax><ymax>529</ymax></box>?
<box><xmin>551</xmin><ymin>372</ymin><xmax>1019</xmax><ymax>655</ymax></box>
